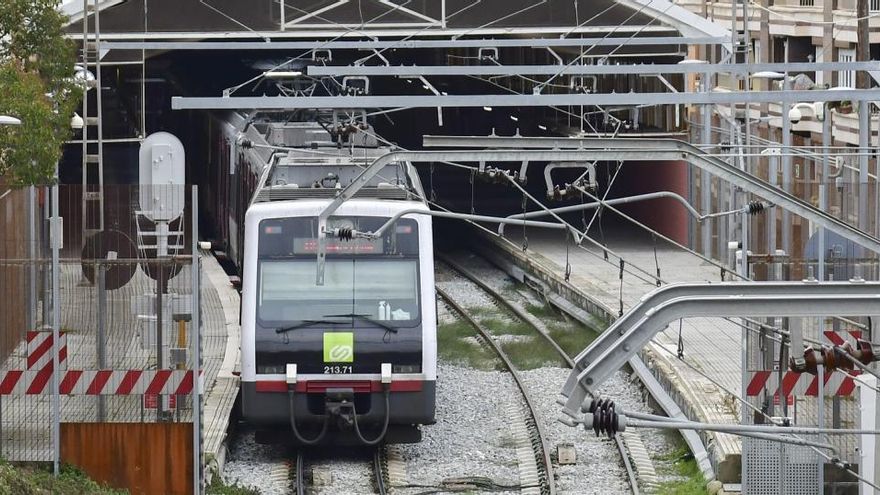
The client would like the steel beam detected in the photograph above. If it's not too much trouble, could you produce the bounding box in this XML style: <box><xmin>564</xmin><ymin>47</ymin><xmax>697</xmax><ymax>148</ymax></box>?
<box><xmin>422</xmin><ymin>135</ymin><xmax>880</xmax><ymax>256</ymax></box>
<box><xmin>102</xmin><ymin>36</ymin><xmax>725</xmax><ymax>51</ymax></box>
<box><xmin>308</xmin><ymin>61</ymin><xmax>880</xmax><ymax>77</ymax></box>
<box><xmin>558</xmin><ymin>281</ymin><xmax>875</xmax><ymax>401</ymax></box>
<box><xmin>171</xmin><ymin>89</ymin><xmax>880</xmax><ymax>110</ymax></box>
<box><xmin>497</xmin><ymin>191</ymin><xmax>702</xmax><ymax>236</ymax></box>
<box><xmin>559</xmin><ymin>282</ymin><xmax>880</xmax><ymax>419</ymax></box>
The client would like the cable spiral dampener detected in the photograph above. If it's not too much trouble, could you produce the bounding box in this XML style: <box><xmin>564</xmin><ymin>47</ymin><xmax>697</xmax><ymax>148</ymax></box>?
<box><xmin>332</xmin><ymin>227</ymin><xmax>354</xmax><ymax>241</ymax></box>
<box><xmin>580</xmin><ymin>397</ymin><xmax>626</xmax><ymax>438</ymax></box>
<box><xmin>745</xmin><ymin>201</ymin><xmax>766</xmax><ymax>215</ymax></box>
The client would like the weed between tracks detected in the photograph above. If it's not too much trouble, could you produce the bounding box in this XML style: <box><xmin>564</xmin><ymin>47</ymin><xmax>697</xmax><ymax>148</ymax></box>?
<box><xmin>438</xmin><ymin>320</ymin><xmax>499</xmax><ymax>370</ymax></box>
<box><xmin>654</xmin><ymin>438</ymin><xmax>707</xmax><ymax>495</ymax></box>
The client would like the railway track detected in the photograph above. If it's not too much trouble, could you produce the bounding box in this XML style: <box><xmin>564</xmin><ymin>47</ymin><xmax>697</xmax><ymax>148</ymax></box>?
<box><xmin>438</xmin><ymin>252</ymin><xmax>643</xmax><ymax>495</ymax></box>
<box><xmin>292</xmin><ymin>447</ymin><xmax>388</xmax><ymax>495</ymax></box>
<box><xmin>436</xmin><ymin>283</ymin><xmax>557</xmax><ymax>495</ymax></box>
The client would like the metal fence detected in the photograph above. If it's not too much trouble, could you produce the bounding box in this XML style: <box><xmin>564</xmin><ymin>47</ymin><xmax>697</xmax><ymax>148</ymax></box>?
<box><xmin>0</xmin><ymin>184</ymin><xmax>202</xmax><ymax>491</ymax></box>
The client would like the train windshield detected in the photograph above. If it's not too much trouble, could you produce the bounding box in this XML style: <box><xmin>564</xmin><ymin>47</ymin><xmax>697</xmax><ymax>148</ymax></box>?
<box><xmin>256</xmin><ymin>216</ymin><xmax>421</xmax><ymax>328</ymax></box>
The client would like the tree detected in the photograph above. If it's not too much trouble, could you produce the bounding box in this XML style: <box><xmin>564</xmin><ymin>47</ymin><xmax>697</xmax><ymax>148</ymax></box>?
<box><xmin>0</xmin><ymin>0</ymin><xmax>80</xmax><ymax>186</ymax></box>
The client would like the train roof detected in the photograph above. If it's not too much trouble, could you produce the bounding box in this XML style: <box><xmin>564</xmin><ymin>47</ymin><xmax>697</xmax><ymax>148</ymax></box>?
<box><xmin>230</xmin><ymin>112</ymin><xmax>425</xmax><ymax>204</ymax></box>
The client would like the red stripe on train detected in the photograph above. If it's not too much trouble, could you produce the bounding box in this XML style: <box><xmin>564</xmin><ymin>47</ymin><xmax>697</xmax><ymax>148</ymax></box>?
<box><xmin>254</xmin><ymin>380</ymin><xmax>424</xmax><ymax>393</ymax></box>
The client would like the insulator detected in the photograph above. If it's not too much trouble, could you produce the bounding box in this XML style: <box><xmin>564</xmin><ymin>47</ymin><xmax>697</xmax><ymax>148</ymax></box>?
<box><xmin>335</xmin><ymin>227</ymin><xmax>353</xmax><ymax>241</ymax></box>
<box><xmin>746</xmin><ymin>201</ymin><xmax>766</xmax><ymax>215</ymax></box>
<box><xmin>586</xmin><ymin>409</ymin><xmax>625</xmax><ymax>438</ymax></box>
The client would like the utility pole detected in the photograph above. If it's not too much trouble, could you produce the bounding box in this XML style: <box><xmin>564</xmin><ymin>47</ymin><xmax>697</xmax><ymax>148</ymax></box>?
<box><xmin>857</xmin><ymin>0</ymin><xmax>870</xmax><ymax>255</ymax></box>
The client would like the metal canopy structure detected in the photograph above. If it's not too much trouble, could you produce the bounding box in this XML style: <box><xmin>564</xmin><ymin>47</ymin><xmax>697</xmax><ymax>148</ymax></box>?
<box><xmin>99</xmin><ymin>36</ymin><xmax>726</xmax><ymax>51</ymax></box>
<box><xmin>308</xmin><ymin>61</ymin><xmax>880</xmax><ymax>77</ymax></box>
<box><xmin>62</xmin><ymin>0</ymin><xmax>717</xmax><ymax>40</ymax></box>
<box><xmin>170</xmin><ymin>88</ymin><xmax>880</xmax><ymax>110</ymax></box>
<box><xmin>422</xmin><ymin>135</ymin><xmax>880</xmax><ymax>255</ymax></box>
<box><xmin>615</xmin><ymin>0</ymin><xmax>729</xmax><ymax>39</ymax></box>
<box><xmin>558</xmin><ymin>282</ymin><xmax>880</xmax><ymax>419</ymax></box>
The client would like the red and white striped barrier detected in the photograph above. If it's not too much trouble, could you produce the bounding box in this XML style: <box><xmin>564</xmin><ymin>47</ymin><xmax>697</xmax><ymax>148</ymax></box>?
<box><xmin>26</xmin><ymin>331</ymin><xmax>67</xmax><ymax>371</ymax></box>
<box><xmin>823</xmin><ymin>329</ymin><xmax>862</xmax><ymax>347</ymax></box>
<box><xmin>0</xmin><ymin>369</ymin><xmax>200</xmax><ymax>396</ymax></box>
<box><xmin>746</xmin><ymin>370</ymin><xmax>858</xmax><ymax>397</ymax></box>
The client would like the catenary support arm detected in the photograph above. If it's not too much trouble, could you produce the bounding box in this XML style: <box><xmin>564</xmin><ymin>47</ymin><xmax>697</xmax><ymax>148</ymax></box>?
<box><xmin>560</xmin><ymin>282</ymin><xmax>880</xmax><ymax>419</ymax></box>
<box><xmin>423</xmin><ymin>135</ymin><xmax>880</xmax><ymax>256</ymax></box>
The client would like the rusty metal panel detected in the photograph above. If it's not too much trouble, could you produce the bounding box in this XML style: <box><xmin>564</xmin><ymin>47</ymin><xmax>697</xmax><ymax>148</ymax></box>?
<box><xmin>61</xmin><ymin>422</ymin><xmax>194</xmax><ymax>495</ymax></box>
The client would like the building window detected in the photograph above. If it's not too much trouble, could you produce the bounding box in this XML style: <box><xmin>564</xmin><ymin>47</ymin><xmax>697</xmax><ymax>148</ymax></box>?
<box><xmin>800</xmin><ymin>0</ymin><xmax>814</xmax><ymax>5</ymax></box>
<box><xmin>838</xmin><ymin>48</ymin><xmax>856</xmax><ymax>88</ymax></box>
<box><xmin>872</xmin><ymin>0</ymin><xmax>880</xmax><ymax>12</ymax></box>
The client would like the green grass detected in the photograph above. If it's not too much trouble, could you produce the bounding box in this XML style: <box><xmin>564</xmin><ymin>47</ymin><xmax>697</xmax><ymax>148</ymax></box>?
<box><xmin>547</xmin><ymin>323</ymin><xmax>600</xmax><ymax>358</ymax></box>
<box><xmin>206</xmin><ymin>477</ymin><xmax>261</xmax><ymax>495</ymax></box>
<box><xmin>0</xmin><ymin>462</ymin><xmax>125</xmax><ymax>495</ymax></box>
<box><xmin>499</xmin><ymin>339</ymin><xmax>567</xmax><ymax>369</ymax></box>
<box><xmin>477</xmin><ymin>316</ymin><xmax>534</xmax><ymax>336</ymax></box>
<box><xmin>654</xmin><ymin>438</ymin><xmax>707</xmax><ymax>495</ymax></box>
<box><xmin>437</xmin><ymin>320</ymin><xmax>499</xmax><ymax>370</ymax></box>
<box><xmin>524</xmin><ymin>302</ymin><xmax>561</xmax><ymax>320</ymax></box>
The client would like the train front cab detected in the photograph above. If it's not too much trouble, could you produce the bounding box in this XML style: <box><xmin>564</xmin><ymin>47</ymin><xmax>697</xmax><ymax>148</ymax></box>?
<box><xmin>240</xmin><ymin>200</ymin><xmax>437</xmax><ymax>445</ymax></box>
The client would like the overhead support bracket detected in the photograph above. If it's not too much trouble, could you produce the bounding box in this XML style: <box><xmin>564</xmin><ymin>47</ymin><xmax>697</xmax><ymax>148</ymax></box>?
<box><xmin>172</xmin><ymin>88</ymin><xmax>880</xmax><ymax>110</ymax></box>
<box><xmin>422</xmin><ymin>135</ymin><xmax>880</xmax><ymax>256</ymax></box>
<box><xmin>559</xmin><ymin>282</ymin><xmax>880</xmax><ymax>420</ymax></box>
<box><xmin>307</xmin><ymin>61</ymin><xmax>880</xmax><ymax>78</ymax></box>
<box><xmin>313</xmin><ymin>149</ymin><xmax>688</xmax><ymax>284</ymax></box>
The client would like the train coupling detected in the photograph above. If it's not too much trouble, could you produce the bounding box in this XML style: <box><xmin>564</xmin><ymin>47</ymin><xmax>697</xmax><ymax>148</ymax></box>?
<box><xmin>790</xmin><ymin>339</ymin><xmax>880</xmax><ymax>374</ymax></box>
<box><xmin>325</xmin><ymin>388</ymin><xmax>358</xmax><ymax>429</ymax></box>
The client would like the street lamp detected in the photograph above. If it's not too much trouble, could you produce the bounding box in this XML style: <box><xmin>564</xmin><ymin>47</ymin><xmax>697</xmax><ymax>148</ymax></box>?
<box><xmin>70</xmin><ymin>113</ymin><xmax>84</xmax><ymax>130</ymax></box>
<box><xmin>0</xmin><ymin>115</ymin><xmax>22</xmax><ymax>126</ymax></box>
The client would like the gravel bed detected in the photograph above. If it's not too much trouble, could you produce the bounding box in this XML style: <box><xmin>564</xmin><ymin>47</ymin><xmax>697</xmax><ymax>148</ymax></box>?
<box><xmin>396</xmin><ymin>363</ymin><xmax>522</xmax><ymax>495</ymax></box>
<box><xmin>309</xmin><ymin>454</ymin><xmax>375</xmax><ymax>495</ymax></box>
<box><xmin>519</xmin><ymin>366</ymin><xmax>631</xmax><ymax>494</ymax></box>
<box><xmin>435</xmin><ymin>264</ymin><xmax>501</xmax><ymax>310</ymax></box>
<box><xmin>222</xmin><ymin>428</ymin><xmax>291</xmax><ymax>494</ymax></box>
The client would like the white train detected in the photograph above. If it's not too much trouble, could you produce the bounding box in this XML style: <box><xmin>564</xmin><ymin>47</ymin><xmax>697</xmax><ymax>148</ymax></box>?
<box><xmin>205</xmin><ymin>112</ymin><xmax>436</xmax><ymax>444</ymax></box>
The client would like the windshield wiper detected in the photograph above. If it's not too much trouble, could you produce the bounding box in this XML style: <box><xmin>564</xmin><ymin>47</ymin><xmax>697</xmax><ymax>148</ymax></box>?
<box><xmin>322</xmin><ymin>313</ymin><xmax>399</xmax><ymax>333</ymax></box>
<box><xmin>275</xmin><ymin>319</ymin><xmax>341</xmax><ymax>334</ymax></box>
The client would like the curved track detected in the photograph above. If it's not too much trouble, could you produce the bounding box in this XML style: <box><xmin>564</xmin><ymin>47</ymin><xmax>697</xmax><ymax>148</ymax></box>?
<box><xmin>436</xmin><ymin>285</ymin><xmax>557</xmax><ymax>495</ymax></box>
<box><xmin>439</xmin><ymin>253</ymin><xmax>641</xmax><ymax>495</ymax></box>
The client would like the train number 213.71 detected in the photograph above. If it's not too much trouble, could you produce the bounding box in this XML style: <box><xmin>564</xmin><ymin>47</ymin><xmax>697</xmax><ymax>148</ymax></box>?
<box><xmin>323</xmin><ymin>365</ymin><xmax>353</xmax><ymax>374</ymax></box>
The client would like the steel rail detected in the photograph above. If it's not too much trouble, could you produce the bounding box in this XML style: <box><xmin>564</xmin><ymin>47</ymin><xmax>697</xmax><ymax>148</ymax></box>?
<box><xmin>295</xmin><ymin>452</ymin><xmax>305</xmax><ymax>495</ymax></box>
<box><xmin>439</xmin><ymin>256</ymin><xmax>642</xmax><ymax>495</ymax></box>
<box><xmin>436</xmin><ymin>286</ymin><xmax>557</xmax><ymax>495</ymax></box>
<box><xmin>438</xmin><ymin>253</ymin><xmax>574</xmax><ymax>368</ymax></box>
<box><xmin>373</xmin><ymin>449</ymin><xmax>388</xmax><ymax>495</ymax></box>
<box><xmin>294</xmin><ymin>449</ymin><xmax>387</xmax><ymax>494</ymax></box>
<box><xmin>440</xmin><ymin>254</ymin><xmax>641</xmax><ymax>495</ymax></box>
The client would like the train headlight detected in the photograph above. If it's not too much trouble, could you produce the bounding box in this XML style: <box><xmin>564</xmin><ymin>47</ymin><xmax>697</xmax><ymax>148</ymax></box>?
<box><xmin>392</xmin><ymin>364</ymin><xmax>421</xmax><ymax>374</ymax></box>
<box><xmin>257</xmin><ymin>365</ymin><xmax>285</xmax><ymax>374</ymax></box>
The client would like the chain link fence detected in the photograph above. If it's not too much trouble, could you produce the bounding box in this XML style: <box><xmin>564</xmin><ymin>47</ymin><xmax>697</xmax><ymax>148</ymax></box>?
<box><xmin>0</xmin><ymin>184</ymin><xmax>202</xmax><ymax>491</ymax></box>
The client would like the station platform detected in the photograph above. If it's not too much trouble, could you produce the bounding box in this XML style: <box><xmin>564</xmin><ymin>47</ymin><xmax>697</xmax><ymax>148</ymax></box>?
<box><xmin>0</xmin><ymin>250</ymin><xmax>240</xmax><ymax>475</ymax></box>
<box><xmin>485</xmin><ymin>227</ymin><xmax>743</xmax><ymax>481</ymax></box>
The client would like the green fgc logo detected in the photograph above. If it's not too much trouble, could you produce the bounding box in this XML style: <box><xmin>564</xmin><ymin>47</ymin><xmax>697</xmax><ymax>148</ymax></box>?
<box><xmin>323</xmin><ymin>332</ymin><xmax>354</xmax><ymax>363</ymax></box>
